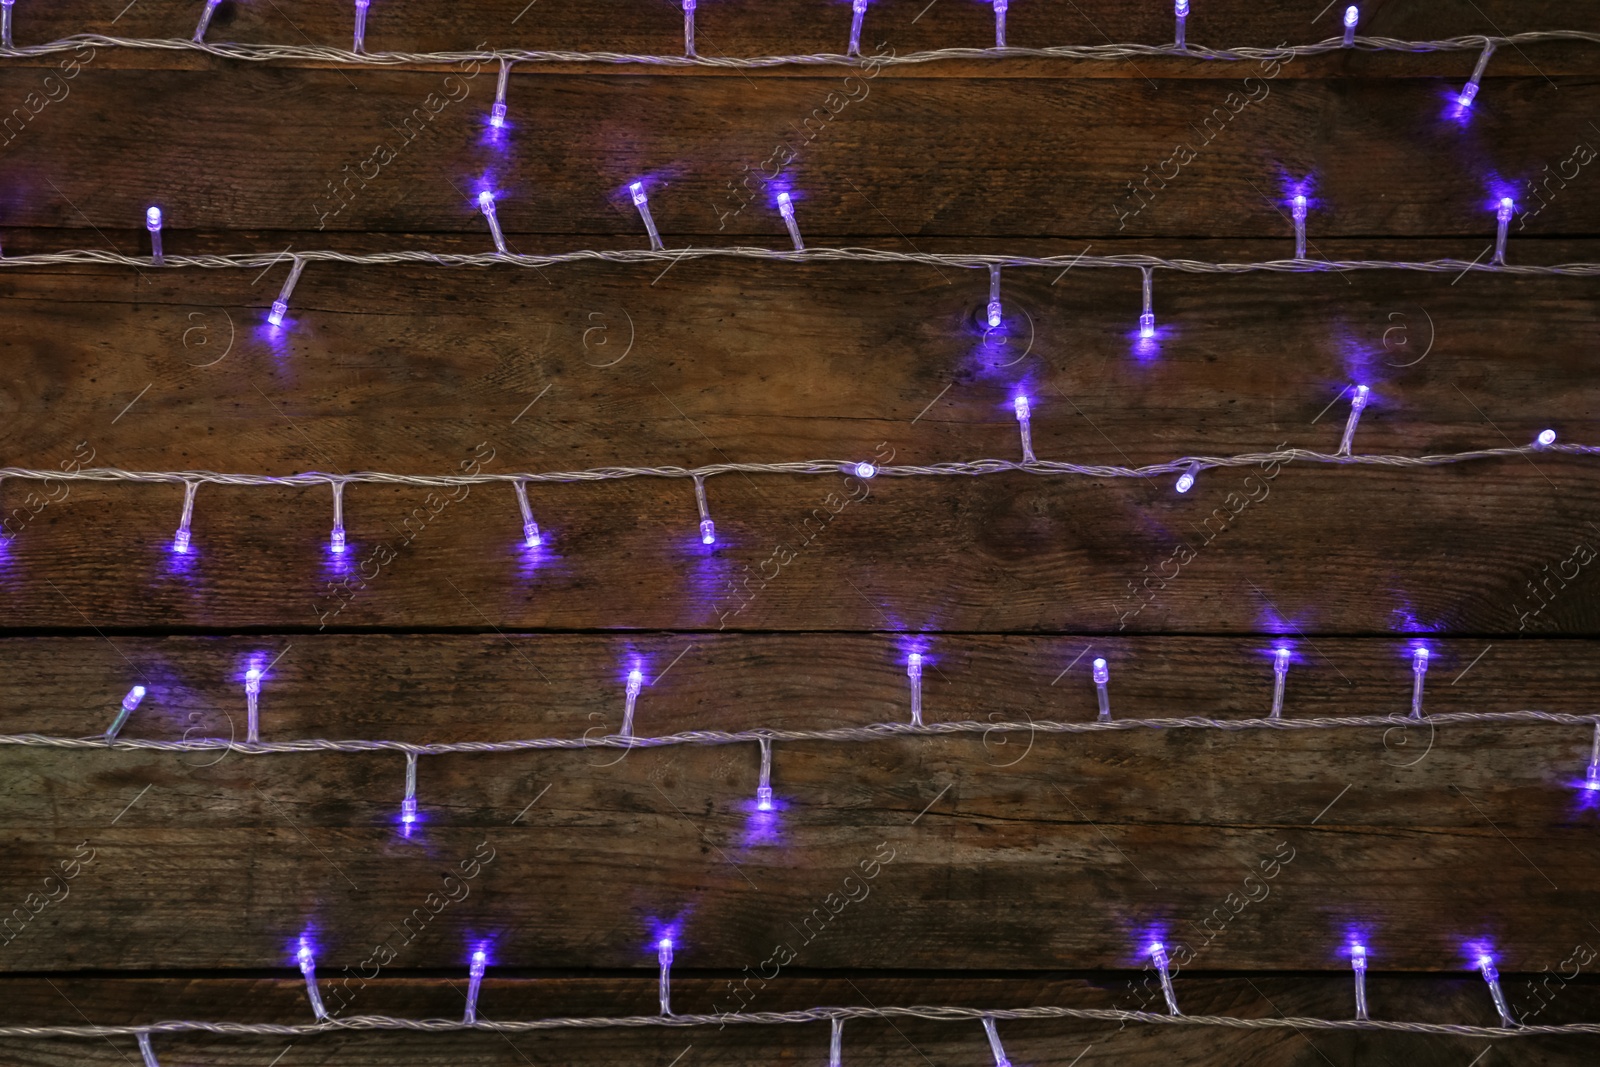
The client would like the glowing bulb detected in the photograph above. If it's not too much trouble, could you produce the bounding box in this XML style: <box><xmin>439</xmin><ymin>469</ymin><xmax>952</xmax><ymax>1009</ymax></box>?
<box><xmin>1342</xmin><ymin>5</ymin><xmax>1357</xmax><ymax>45</ymax></box>
<box><xmin>1013</xmin><ymin>395</ymin><xmax>1036</xmax><ymax>463</ymax></box>
<box><xmin>1409</xmin><ymin>647</ymin><xmax>1429</xmax><ymax>719</ymax></box>
<box><xmin>490</xmin><ymin>102</ymin><xmax>507</xmax><ymax>128</ymax></box>
<box><xmin>1271</xmin><ymin>647</ymin><xmax>1290</xmax><ymax>719</ymax></box>
<box><xmin>848</xmin><ymin>462</ymin><xmax>877</xmax><ymax>479</ymax></box>
<box><xmin>757</xmin><ymin>787</ymin><xmax>773</xmax><ymax>811</ymax></box>
<box><xmin>1173</xmin><ymin>0</ymin><xmax>1188</xmax><ymax>47</ymax></box>
<box><xmin>1351</xmin><ymin>942</ymin><xmax>1369</xmax><ymax>1020</ymax></box>
<box><xmin>245</xmin><ymin>668</ymin><xmax>262</xmax><ymax>696</ymax></box>
<box><xmin>1587</xmin><ymin>725</ymin><xmax>1600</xmax><ymax>790</ymax></box>
<box><xmin>849</xmin><ymin>0</ymin><xmax>867</xmax><ymax>54</ymax></box>
<box><xmin>659</xmin><ymin>936</ymin><xmax>673</xmax><ymax>950</ymax></box>
<box><xmin>987</xmin><ymin>301</ymin><xmax>1002</xmax><ymax>328</ymax></box>
<box><xmin>1292</xmin><ymin>194</ymin><xmax>1307</xmax><ymax>220</ymax></box>
<box><xmin>627</xmin><ymin>668</ymin><xmax>643</xmax><ymax>698</ymax></box>
<box><xmin>1149</xmin><ymin>941</ymin><xmax>1181</xmax><ymax>1014</ymax></box>
<box><xmin>1013</xmin><ymin>396</ymin><xmax>1030</xmax><ymax>421</ymax></box>
<box><xmin>524</xmin><ymin>521</ymin><xmax>542</xmax><ymax>547</ymax></box>
<box><xmin>658</xmin><ymin>935</ymin><xmax>675</xmax><ymax>1015</ymax></box>
<box><xmin>1351</xmin><ymin>384</ymin><xmax>1370</xmax><ymax>411</ymax></box>
<box><xmin>268</xmin><ymin>301</ymin><xmax>287</xmax><ymax>327</ymax></box>
<box><xmin>172</xmin><ymin>529</ymin><xmax>190</xmax><ymax>554</ymax></box>
<box><xmin>1497</xmin><ymin>197</ymin><xmax>1514</xmax><ymax>223</ymax></box>
<box><xmin>991</xmin><ymin>0</ymin><xmax>1007</xmax><ymax>48</ymax></box>
<box><xmin>1338</xmin><ymin>385</ymin><xmax>1370</xmax><ymax>456</ymax></box>
<box><xmin>478</xmin><ymin>190</ymin><xmax>508</xmax><ymax>255</ymax></box>
<box><xmin>330</xmin><ymin>525</ymin><xmax>346</xmax><ymax>555</ymax></box>
<box><xmin>297</xmin><ymin>940</ymin><xmax>314</xmax><ymax>974</ymax></box>
<box><xmin>775</xmin><ymin>191</ymin><xmax>804</xmax><ymax>250</ymax></box>
<box><xmin>1535</xmin><ymin>429</ymin><xmax>1556</xmax><ymax>448</ymax></box>
<box><xmin>907</xmin><ymin>652</ymin><xmax>923</xmax><ymax>727</ymax></box>
<box><xmin>1478</xmin><ymin>953</ymin><xmax>1516</xmax><ymax>1027</ymax></box>
<box><xmin>145</xmin><ymin>206</ymin><xmax>162</xmax><ymax>230</ymax></box>
<box><xmin>1175</xmin><ymin>0</ymin><xmax>1188</xmax><ymax>15</ymax></box>
<box><xmin>1458</xmin><ymin>83</ymin><xmax>1479</xmax><ymax>107</ymax></box>
<box><xmin>630</xmin><ymin>181</ymin><xmax>665</xmax><ymax>250</ymax></box>
<box><xmin>1139</xmin><ymin>312</ymin><xmax>1155</xmax><ymax>338</ymax></box>
<box><xmin>908</xmin><ymin>652</ymin><xmax>923</xmax><ymax>679</ymax></box>
<box><xmin>1175</xmin><ymin>460</ymin><xmax>1200</xmax><ymax>494</ymax></box>
<box><xmin>353</xmin><ymin>0</ymin><xmax>370</xmax><ymax>52</ymax></box>
<box><xmin>297</xmin><ymin>938</ymin><xmax>328</xmax><ymax>1020</ymax></box>
<box><xmin>777</xmin><ymin>191</ymin><xmax>794</xmax><ymax>218</ymax></box>
<box><xmin>1092</xmin><ymin>658</ymin><xmax>1111</xmax><ymax>721</ymax></box>
<box><xmin>699</xmin><ymin>518</ymin><xmax>716</xmax><ymax>545</ymax></box>
<box><xmin>106</xmin><ymin>685</ymin><xmax>148</xmax><ymax>740</ymax></box>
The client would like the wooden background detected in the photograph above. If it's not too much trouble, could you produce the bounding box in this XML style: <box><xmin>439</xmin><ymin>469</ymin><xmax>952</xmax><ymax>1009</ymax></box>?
<box><xmin>2</xmin><ymin>0</ymin><xmax>1600</xmax><ymax>1063</ymax></box>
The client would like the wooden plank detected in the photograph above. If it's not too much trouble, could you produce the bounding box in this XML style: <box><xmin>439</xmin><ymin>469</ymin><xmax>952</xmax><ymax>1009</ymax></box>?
<box><xmin>0</xmin><ymin>246</ymin><xmax>1594</xmax><ymax>631</ymax></box>
<box><xmin>0</xmin><ymin>975</ymin><xmax>1598</xmax><ymax>1064</ymax></box>
<box><xmin>0</xmin><ymin>70</ymin><xmax>1597</xmax><ymax>236</ymax></box>
<box><xmin>0</xmin><ymin>635</ymin><xmax>1594</xmax><ymax>972</ymax></box>
<box><xmin>9</xmin><ymin>0</ymin><xmax>1600</xmax><ymax>74</ymax></box>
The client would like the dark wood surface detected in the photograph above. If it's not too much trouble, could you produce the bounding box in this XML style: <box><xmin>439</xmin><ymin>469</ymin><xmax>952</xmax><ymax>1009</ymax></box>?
<box><xmin>3</xmin><ymin>0</ymin><xmax>1600</xmax><ymax>1058</ymax></box>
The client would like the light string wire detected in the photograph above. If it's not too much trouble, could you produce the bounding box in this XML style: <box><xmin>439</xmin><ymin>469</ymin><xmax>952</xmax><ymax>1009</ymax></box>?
<box><xmin>0</xmin><ymin>30</ymin><xmax>1595</xmax><ymax>68</ymax></box>
<box><xmin>0</xmin><ymin>443</ymin><xmax>1595</xmax><ymax>491</ymax></box>
<box><xmin>12</xmin><ymin>1002</ymin><xmax>1600</xmax><ymax>1041</ymax></box>
<box><xmin>4</xmin><ymin>248</ymin><xmax>1600</xmax><ymax>276</ymax></box>
<box><xmin>3</xmin><ymin>710</ymin><xmax>1596</xmax><ymax>755</ymax></box>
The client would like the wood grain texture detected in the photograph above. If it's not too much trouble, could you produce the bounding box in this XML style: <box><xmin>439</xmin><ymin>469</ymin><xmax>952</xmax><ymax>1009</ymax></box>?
<box><xmin>1</xmin><ymin>975</ymin><xmax>1599</xmax><ymax>1066</ymax></box>
<box><xmin>0</xmin><ymin>243</ymin><xmax>1595</xmax><ymax>631</ymax></box>
<box><xmin>0</xmin><ymin>69</ymin><xmax>1597</xmax><ymax>236</ymax></box>
<box><xmin>0</xmin><ymin>635</ymin><xmax>1593</xmax><ymax>972</ymax></box>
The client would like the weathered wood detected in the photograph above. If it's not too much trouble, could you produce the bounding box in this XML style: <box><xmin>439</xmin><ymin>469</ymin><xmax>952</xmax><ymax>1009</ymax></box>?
<box><xmin>0</xmin><ymin>68</ymin><xmax>1596</xmax><ymax>236</ymax></box>
<box><xmin>0</xmin><ymin>243</ymin><xmax>1596</xmax><ymax>632</ymax></box>
<box><xmin>0</xmin><ymin>635</ymin><xmax>1594</xmax><ymax>972</ymax></box>
<box><xmin>0</xmin><ymin>975</ymin><xmax>1598</xmax><ymax>1065</ymax></box>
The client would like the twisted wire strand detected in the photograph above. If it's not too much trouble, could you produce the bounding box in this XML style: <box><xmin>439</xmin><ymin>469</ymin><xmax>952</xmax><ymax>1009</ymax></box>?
<box><xmin>1</xmin><ymin>1004</ymin><xmax>1594</xmax><ymax>1040</ymax></box>
<box><xmin>0</xmin><ymin>710</ymin><xmax>1592</xmax><ymax>756</ymax></box>
<box><xmin>2</xmin><ymin>248</ymin><xmax>1600</xmax><ymax>276</ymax></box>
<box><xmin>2</xmin><ymin>445</ymin><xmax>1594</xmax><ymax>492</ymax></box>
<box><xmin>1</xmin><ymin>31</ymin><xmax>1598</xmax><ymax>68</ymax></box>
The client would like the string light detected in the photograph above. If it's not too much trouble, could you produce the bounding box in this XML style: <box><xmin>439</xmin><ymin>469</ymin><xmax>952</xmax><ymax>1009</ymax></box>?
<box><xmin>267</xmin><ymin>256</ymin><xmax>306</xmax><ymax>328</ymax></box>
<box><xmin>777</xmin><ymin>191</ymin><xmax>804</xmax><ymax>251</ymax></box>
<box><xmin>992</xmin><ymin>0</ymin><xmax>1007</xmax><ymax>49</ymax></box>
<box><xmin>245</xmin><ymin>666</ymin><xmax>262</xmax><ymax>743</ymax></box>
<box><xmin>478</xmin><ymin>191</ymin><xmax>509</xmax><ymax>255</ymax></box>
<box><xmin>1342</xmin><ymin>6</ymin><xmax>1358</xmax><ymax>48</ymax></box>
<box><xmin>850</xmin><ymin>461</ymin><xmax>877</xmax><ymax>478</ymax></box>
<box><xmin>193</xmin><ymin>0</ymin><xmax>222</xmax><ymax>43</ymax></box>
<box><xmin>465</xmin><ymin>948</ymin><xmax>488</xmax><ymax>1023</ymax></box>
<box><xmin>1291</xmin><ymin>193</ymin><xmax>1308</xmax><ymax>260</ymax></box>
<box><xmin>400</xmin><ymin>751</ymin><xmax>418</xmax><ymax>836</ymax></box>
<box><xmin>0</xmin><ymin>0</ymin><xmax>13</xmax><ymax>50</ymax></box>
<box><xmin>1268</xmin><ymin>647</ymin><xmax>1292</xmax><ymax>718</ymax></box>
<box><xmin>986</xmin><ymin>264</ymin><xmax>1002</xmax><ymax>327</ymax></box>
<box><xmin>622</xmin><ymin>667</ymin><xmax>643</xmax><ymax>738</ymax></box>
<box><xmin>1173</xmin><ymin>0</ymin><xmax>1188</xmax><ymax>49</ymax></box>
<box><xmin>1351</xmin><ymin>943</ymin><xmax>1369</xmax><ymax>1021</ymax></box>
<box><xmin>1409</xmin><ymin>647</ymin><xmax>1429</xmax><ymax>719</ymax></box>
<box><xmin>171</xmin><ymin>481</ymin><xmax>198</xmax><ymax>554</ymax></box>
<box><xmin>981</xmin><ymin>1018</ymin><xmax>1012</xmax><ymax>1067</ymax></box>
<box><xmin>657</xmin><ymin>936</ymin><xmax>675</xmax><ymax>1015</ymax></box>
<box><xmin>1457</xmin><ymin>40</ymin><xmax>1497</xmax><ymax>107</ymax></box>
<box><xmin>682</xmin><ymin>0</ymin><xmax>695</xmax><ymax>56</ymax></box>
<box><xmin>1138</xmin><ymin>266</ymin><xmax>1155</xmax><ymax>338</ymax></box>
<box><xmin>298</xmin><ymin>938</ymin><xmax>328</xmax><ymax>1020</ymax></box>
<box><xmin>0</xmin><ymin>29</ymin><xmax>1588</xmax><ymax>70</ymax></box>
<box><xmin>692</xmin><ymin>474</ymin><xmax>715</xmax><ymax>545</ymax></box>
<box><xmin>145</xmin><ymin>206</ymin><xmax>164</xmax><ymax>264</ymax></box>
<box><xmin>848</xmin><ymin>0</ymin><xmax>867</xmax><ymax>56</ymax></box>
<box><xmin>1150</xmin><ymin>941</ymin><xmax>1181</xmax><ymax>1014</ymax></box>
<box><xmin>756</xmin><ymin>737</ymin><xmax>774</xmax><ymax>811</ymax></box>
<box><xmin>136</xmin><ymin>1032</ymin><xmax>160</xmax><ymax>1067</ymax></box>
<box><xmin>907</xmin><ymin>652</ymin><xmax>924</xmax><ymax>727</ymax></box>
<box><xmin>329</xmin><ymin>481</ymin><xmax>347</xmax><ymax>555</ymax></box>
<box><xmin>1477</xmin><ymin>953</ymin><xmax>1516</xmax><ymax>1027</ymax></box>
<box><xmin>1586</xmin><ymin>723</ymin><xmax>1599</xmax><ymax>790</ymax></box>
<box><xmin>1174</xmin><ymin>459</ymin><xmax>1200</xmax><ymax>494</ymax></box>
<box><xmin>490</xmin><ymin>58</ymin><xmax>511</xmax><ymax>128</ymax></box>
<box><xmin>829</xmin><ymin>1017</ymin><xmax>843</xmax><ymax>1067</ymax></box>
<box><xmin>513</xmin><ymin>481</ymin><xmax>543</xmax><ymax>547</ymax></box>
<box><xmin>1337</xmin><ymin>384</ymin><xmax>1370</xmax><ymax>456</ymax></box>
<box><xmin>353</xmin><ymin>0</ymin><xmax>370</xmax><ymax>53</ymax></box>
<box><xmin>1092</xmin><ymin>658</ymin><xmax>1111</xmax><ymax>721</ymax></box>
<box><xmin>1013</xmin><ymin>396</ymin><xmax>1036</xmax><ymax>464</ymax></box>
<box><xmin>105</xmin><ymin>686</ymin><xmax>147</xmax><ymax>740</ymax></box>
<box><xmin>1494</xmin><ymin>197</ymin><xmax>1514</xmax><ymax>264</ymax></box>
<box><xmin>1535</xmin><ymin>429</ymin><xmax>1557</xmax><ymax>448</ymax></box>
<box><xmin>630</xmin><ymin>181</ymin><xmax>665</xmax><ymax>251</ymax></box>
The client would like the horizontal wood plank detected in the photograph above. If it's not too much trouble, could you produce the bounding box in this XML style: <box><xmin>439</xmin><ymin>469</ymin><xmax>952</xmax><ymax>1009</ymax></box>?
<box><xmin>0</xmin><ymin>246</ymin><xmax>1595</xmax><ymax>631</ymax></box>
<box><xmin>0</xmin><ymin>70</ymin><xmax>1595</xmax><ymax>237</ymax></box>
<box><xmin>0</xmin><ymin>635</ymin><xmax>1594</xmax><ymax>972</ymax></box>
